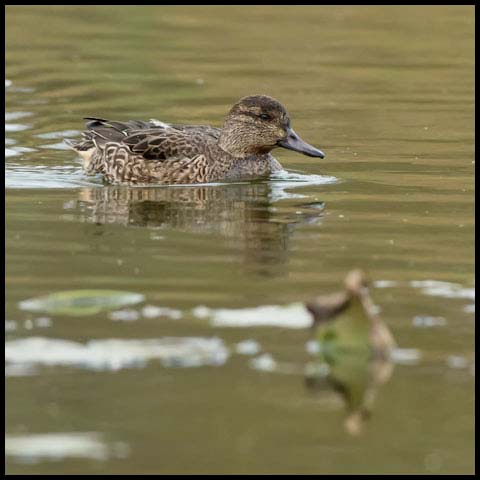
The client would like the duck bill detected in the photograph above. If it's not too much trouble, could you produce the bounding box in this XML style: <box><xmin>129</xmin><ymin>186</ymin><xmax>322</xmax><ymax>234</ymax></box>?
<box><xmin>277</xmin><ymin>128</ymin><xmax>325</xmax><ymax>158</ymax></box>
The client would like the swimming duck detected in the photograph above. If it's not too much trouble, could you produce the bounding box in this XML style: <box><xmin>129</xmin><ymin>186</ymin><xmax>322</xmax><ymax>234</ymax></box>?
<box><xmin>67</xmin><ymin>95</ymin><xmax>325</xmax><ymax>185</ymax></box>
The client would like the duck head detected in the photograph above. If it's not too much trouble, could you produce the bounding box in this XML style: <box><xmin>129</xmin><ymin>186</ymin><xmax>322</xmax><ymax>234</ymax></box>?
<box><xmin>219</xmin><ymin>95</ymin><xmax>325</xmax><ymax>159</ymax></box>
<box><xmin>344</xmin><ymin>269</ymin><xmax>369</xmax><ymax>296</ymax></box>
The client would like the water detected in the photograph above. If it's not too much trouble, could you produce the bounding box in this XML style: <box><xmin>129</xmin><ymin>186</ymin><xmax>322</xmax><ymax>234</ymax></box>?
<box><xmin>5</xmin><ymin>5</ymin><xmax>474</xmax><ymax>474</ymax></box>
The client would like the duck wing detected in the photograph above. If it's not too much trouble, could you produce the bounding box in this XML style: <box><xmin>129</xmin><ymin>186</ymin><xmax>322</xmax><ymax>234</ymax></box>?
<box><xmin>168</xmin><ymin>123</ymin><xmax>221</xmax><ymax>140</ymax></box>
<box><xmin>83</xmin><ymin>117</ymin><xmax>220</xmax><ymax>161</ymax></box>
<box><xmin>305</xmin><ymin>291</ymin><xmax>351</xmax><ymax>325</ymax></box>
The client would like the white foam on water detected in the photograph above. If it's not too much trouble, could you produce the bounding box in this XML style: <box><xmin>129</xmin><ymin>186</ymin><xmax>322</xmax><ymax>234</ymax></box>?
<box><xmin>192</xmin><ymin>303</ymin><xmax>311</xmax><ymax>329</ymax></box>
<box><xmin>5</xmin><ymin>148</ymin><xmax>18</xmax><ymax>158</ymax></box>
<box><xmin>391</xmin><ymin>348</ymin><xmax>422</xmax><ymax>365</ymax></box>
<box><xmin>141</xmin><ymin>305</ymin><xmax>182</xmax><ymax>320</ymax></box>
<box><xmin>410</xmin><ymin>280</ymin><xmax>475</xmax><ymax>300</ymax></box>
<box><xmin>5</xmin><ymin>320</ymin><xmax>17</xmax><ymax>332</ymax></box>
<box><xmin>235</xmin><ymin>339</ymin><xmax>261</xmax><ymax>356</ymax></box>
<box><xmin>464</xmin><ymin>304</ymin><xmax>475</xmax><ymax>313</ymax></box>
<box><xmin>35</xmin><ymin>129</ymin><xmax>81</xmax><ymax>139</ymax></box>
<box><xmin>412</xmin><ymin>316</ymin><xmax>447</xmax><ymax>328</ymax></box>
<box><xmin>5</xmin><ymin>363</ymin><xmax>38</xmax><ymax>377</ymax></box>
<box><xmin>5</xmin><ymin>79</ymin><xmax>34</xmax><ymax>93</ymax></box>
<box><xmin>373</xmin><ymin>279</ymin><xmax>474</xmax><ymax>315</ymax></box>
<box><xmin>34</xmin><ymin>317</ymin><xmax>52</xmax><ymax>328</ymax></box>
<box><xmin>40</xmin><ymin>142</ymin><xmax>73</xmax><ymax>151</ymax></box>
<box><xmin>373</xmin><ymin>280</ymin><xmax>399</xmax><ymax>288</ymax></box>
<box><xmin>270</xmin><ymin>169</ymin><xmax>337</xmax><ymax>187</ymax></box>
<box><xmin>446</xmin><ymin>355</ymin><xmax>469</xmax><ymax>369</ymax></box>
<box><xmin>5</xmin><ymin>123</ymin><xmax>31</xmax><ymax>132</ymax></box>
<box><xmin>5</xmin><ymin>111</ymin><xmax>33</xmax><ymax>121</ymax></box>
<box><xmin>305</xmin><ymin>340</ymin><xmax>321</xmax><ymax>355</ymax></box>
<box><xmin>191</xmin><ymin>305</ymin><xmax>211</xmax><ymax>319</ymax></box>
<box><xmin>5</xmin><ymin>146</ymin><xmax>36</xmax><ymax>158</ymax></box>
<box><xmin>268</xmin><ymin>169</ymin><xmax>338</xmax><ymax>201</ymax></box>
<box><xmin>108</xmin><ymin>309</ymin><xmax>140</xmax><ymax>322</ymax></box>
<box><xmin>6</xmin><ymin>164</ymin><xmax>101</xmax><ymax>189</ymax></box>
<box><xmin>249</xmin><ymin>353</ymin><xmax>277</xmax><ymax>372</ymax></box>
<box><xmin>5</xmin><ymin>336</ymin><xmax>230</xmax><ymax>372</ymax></box>
<box><xmin>5</xmin><ymin>432</ymin><xmax>121</xmax><ymax>463</ymax></box>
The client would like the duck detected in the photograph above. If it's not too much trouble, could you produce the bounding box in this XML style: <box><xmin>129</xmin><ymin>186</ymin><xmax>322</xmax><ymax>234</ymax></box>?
<box><xmin>305</xmin><ymin>270</ymin><xmax>396</xmax><ymax>356</ymax></box>
<box><xmin>67</xmin><ymin>95</ymin><xmax>325</xmax><ymax>185</ymax></box>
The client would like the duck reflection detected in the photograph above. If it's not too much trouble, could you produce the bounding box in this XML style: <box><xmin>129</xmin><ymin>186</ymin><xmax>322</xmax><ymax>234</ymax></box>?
<box><xmin>305</xmin><ymin>349</ymin><xmax>394</xmax><ymax>436</ymax></box>
<box><xmin>73</xmin><ymin>182</ymin><xmax>325</xmax><ymax>273</ymax></box>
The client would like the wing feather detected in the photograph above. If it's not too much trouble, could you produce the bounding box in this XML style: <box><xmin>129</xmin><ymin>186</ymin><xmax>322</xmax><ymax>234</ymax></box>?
<box><xmin>81</xmin><ymin>118</ymin><xmax>220</xmax><ymax>162</ymax></box>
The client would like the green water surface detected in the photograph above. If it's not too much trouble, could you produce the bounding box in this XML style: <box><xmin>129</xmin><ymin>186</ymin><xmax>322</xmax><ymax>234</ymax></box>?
<box><xmin>5</xmin><ymin>5</ymin><xmax>474</xmax><ymax>474</ymax></box>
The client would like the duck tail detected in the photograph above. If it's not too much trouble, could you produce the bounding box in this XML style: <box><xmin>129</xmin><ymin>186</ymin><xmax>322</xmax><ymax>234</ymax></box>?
<box><xmin>64</xmin><ymin>138</ymin><xmax>78</xmax><ymax>150</ymax></box>
<box><xmin>65</xmin><ymin>137</ymin><xmax>96</xmax><ymax>164</ymax></box>
<box><xmin>64</xmin><ymin>137</ymin><xmax>93</xmax><ymax>150</ymax></box>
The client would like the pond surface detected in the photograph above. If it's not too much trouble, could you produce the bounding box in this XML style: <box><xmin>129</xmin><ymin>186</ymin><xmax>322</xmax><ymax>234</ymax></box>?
<box><xmin>5</xmin><ymin>5</ymin><xmax>474</xmax><ymax>474</ymax></box>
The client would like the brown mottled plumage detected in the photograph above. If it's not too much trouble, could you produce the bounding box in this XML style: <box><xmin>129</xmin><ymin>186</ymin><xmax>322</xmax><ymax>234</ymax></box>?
<box><xmin>67</xmin><ymin>95</ymin><xmax>325</xmax><ymax>185</ymax></box>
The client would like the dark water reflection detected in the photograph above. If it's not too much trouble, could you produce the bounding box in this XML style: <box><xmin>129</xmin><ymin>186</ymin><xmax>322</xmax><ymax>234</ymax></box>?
<box><xmin>72</xmin><ymin>183</ymin><xmax>325</xmax><ymax>274</ymax></box>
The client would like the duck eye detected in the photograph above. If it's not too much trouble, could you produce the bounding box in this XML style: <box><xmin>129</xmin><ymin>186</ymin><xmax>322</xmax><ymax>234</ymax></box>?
<box><xmin>259</xmin><ymin>113</ymin><xmax>271</xmax><ymax>121</ymax></box>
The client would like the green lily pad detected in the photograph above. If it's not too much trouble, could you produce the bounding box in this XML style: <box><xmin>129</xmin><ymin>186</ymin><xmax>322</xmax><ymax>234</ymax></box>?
<box><xmin>18</xmin><ymin>290</ymin><xmax>145</xmax><ymax>316</ymax></box>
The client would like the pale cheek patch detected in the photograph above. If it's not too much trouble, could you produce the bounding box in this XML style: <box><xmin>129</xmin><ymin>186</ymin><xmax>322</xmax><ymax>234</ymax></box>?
<box><xmin>78</xmin><ymin>148</ymin><xmax>95</xmax><ymax>166</ymax></box>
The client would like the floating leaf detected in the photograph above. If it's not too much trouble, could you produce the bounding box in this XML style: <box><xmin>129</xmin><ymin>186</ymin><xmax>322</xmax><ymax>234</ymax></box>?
<box><xmin>18</xmin><ymin>290</ymin><xmax>145</xmax><ymax>316</ymax></box>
